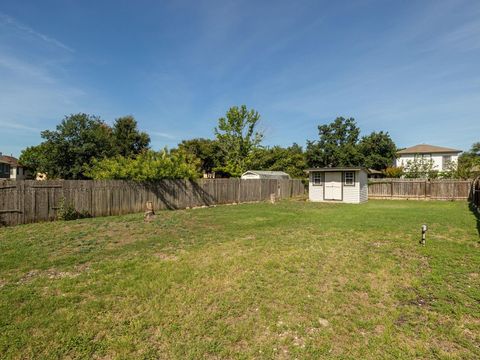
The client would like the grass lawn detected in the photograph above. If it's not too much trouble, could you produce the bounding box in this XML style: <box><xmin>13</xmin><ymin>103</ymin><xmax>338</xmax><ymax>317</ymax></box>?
<box><xmin>0</xmin><ymin>200</ymin><xmax>479</xmax><ymax>359</ymax></box>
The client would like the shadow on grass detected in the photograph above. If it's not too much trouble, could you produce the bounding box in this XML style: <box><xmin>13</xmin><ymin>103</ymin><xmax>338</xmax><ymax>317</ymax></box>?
<box><xmin>468</xmin><ymin>201</ymin><xmax>480</xmax><ymax>238</ymax></box>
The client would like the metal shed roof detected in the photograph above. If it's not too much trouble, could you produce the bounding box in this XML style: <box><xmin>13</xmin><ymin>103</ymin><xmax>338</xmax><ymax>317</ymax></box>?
<box><xmin>306</xmin><ymin>167</ymin><xmax>370</xmax><ymax>173</ymax></box>
<box><xmin>241</xmin><ymin>170</ymin><xmax>291</xmax><ymax>179</ymax></box>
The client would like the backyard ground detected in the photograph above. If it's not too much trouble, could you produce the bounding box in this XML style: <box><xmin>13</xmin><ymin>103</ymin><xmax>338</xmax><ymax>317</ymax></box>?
<box><xmin>0</xmin><ymin>200</ymin><xmax>479</xmax><ymax>359</ymax></box>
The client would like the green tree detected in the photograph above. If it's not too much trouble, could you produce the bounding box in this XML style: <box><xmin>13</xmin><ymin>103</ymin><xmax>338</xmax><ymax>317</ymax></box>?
<box><xmin>384</xmin><ymin>166</ymin><xmax>403</xmax><ymax>178</ymax></box>
<box><xmin>175</xmin><ymin>138</ymin><xmax>225</xmax><ymax>176</ymax></box>
<box><xmin>21</xmin><ymin>113</ymin><xmax>115</xmax><ymax>179</ymax></box>
<box><xmin>84</xmin><ymin>149</ymin><xmax>199</xmax><ymax>181</ymax></box>
<box><xmin>403</xmin><ymin>157</ymin><xmax>438</xmax><ymax>179</ymax></box>
<box><xmin>358</xmin><ymin>131</ymin><xmax>397</xmax><ymax>170</ymax></box>
<box><xmin>214</xmin><ymin>105</ymin><xmax>263</xmax><ymax>177</ymax></box>
<box><xmin>249</xmin><ymin>144</ymin><xmax>307</xmax><ymax>178</ymax></box>
<box><xmin>457</xmin><ymin>142</ymin><xmax>480</xmax><ymax>179</ymax></box>
<box><xmin>306</xmin><ymin>117</ymin><xmax>363</xmax><ymax>168</ymax></box>
<box><xmin>112</xmin><ymin>116</ymin><xmax>150</xmax><ymax>157</ymax></box>
<box><xmin>18</xmin><ymin>143</ymin><xmax>51</xmax><ymax>177</ymax></box>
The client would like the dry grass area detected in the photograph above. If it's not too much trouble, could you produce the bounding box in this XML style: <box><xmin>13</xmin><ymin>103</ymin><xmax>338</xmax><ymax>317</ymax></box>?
<box><xmin>0</xmin><ymin>200</ymin><xmax>479</xmax><ymax>359</ymax></box>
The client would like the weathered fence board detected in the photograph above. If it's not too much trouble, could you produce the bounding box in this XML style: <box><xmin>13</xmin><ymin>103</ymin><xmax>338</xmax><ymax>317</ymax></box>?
<box><xmin>0</xmin><ymin>179</ymin><xmax>306</xmax><ymax>226</ymax></box>
<box><xmin>368</xmin><ymin>179</ymin><xmax>472</xmax><ymax>200</ymax></box>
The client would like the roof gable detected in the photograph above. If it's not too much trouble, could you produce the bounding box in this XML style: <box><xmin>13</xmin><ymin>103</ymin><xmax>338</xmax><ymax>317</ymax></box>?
<box><xmin>397</xmin><ymin>144</ymin><xmax>462</xmax><ymax>155</ymax></box>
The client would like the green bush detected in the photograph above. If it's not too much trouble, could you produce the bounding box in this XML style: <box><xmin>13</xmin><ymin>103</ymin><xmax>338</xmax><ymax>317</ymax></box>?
<box><xmin>57</xmin><ymin>198</ymin><xmax>90</xmax><ymax>221</ymax></box>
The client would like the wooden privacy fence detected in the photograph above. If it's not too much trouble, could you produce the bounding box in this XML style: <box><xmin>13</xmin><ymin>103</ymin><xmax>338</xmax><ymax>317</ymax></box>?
<box><xmin>0</xmin><ymin>179</ymin><xmax>305</xmax><ymax>227</ymax></box>
<box><xmin>368</xmin><ymin>178</ymin><xmax>472</xmax><ymax>200</ymax></box>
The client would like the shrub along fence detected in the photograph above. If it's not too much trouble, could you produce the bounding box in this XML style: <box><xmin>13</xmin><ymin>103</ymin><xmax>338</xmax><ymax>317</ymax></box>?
<box><xmin>0</xmin><ymin>179</ymin><xmax>305</xmax><ymax>227</ymax></box>
<box><xmin>368</xmin><ymin>178</ymin><xmax>472</xmax><ymax>200</ymax></box>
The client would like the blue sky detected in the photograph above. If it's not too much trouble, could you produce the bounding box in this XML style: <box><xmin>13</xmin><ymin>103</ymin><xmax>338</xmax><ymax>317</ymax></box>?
<box><xmin>1</xmin><ymin>0</ymin><xmax>479</xmax><ymax>157</ymax></box>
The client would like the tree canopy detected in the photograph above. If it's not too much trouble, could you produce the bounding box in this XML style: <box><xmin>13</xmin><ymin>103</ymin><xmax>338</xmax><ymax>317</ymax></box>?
<box><xmin>214</xmin><ymin>105</ymin><xmax>263</xmax><ymax>177</ymax></box>
<box><xmin>174</xmin><ymin>138</ymin><xmax>225</xmax><ymax>176</ymax></box>
<box><xmin>112</xmin><ymin>116</ymin><xmax>150</xmax><ymax>157</ymax></box>
<box><xmin>306</xmin><ymin>117</ymin><xmax>398</xmax><ymax>171</ymax></box>
<box><xmin>20</xmin><ymin>113</ymin><xmax>150</xmax><ymax>179</ymax></box>
<box><xmin>306</xmin><ymin>117</ymin><xmax>363</xmax><ymax>168</ymax></box>
<box><xmin>358</xmin><ymin>131</ymin><xmax>397</xmax><ymax>170</ymax></box>
<box><xmin>249</xmin><ymin>144</ymin><xmax>307</xmax><ymax>179</ymax></box>
<box><xmin>84</xmin><ymin>150</ymin><xmax>199</xmax><ymax>181</ymax></box>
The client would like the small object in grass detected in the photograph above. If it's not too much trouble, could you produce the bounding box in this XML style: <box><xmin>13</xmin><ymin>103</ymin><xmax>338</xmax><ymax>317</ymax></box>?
<box><xmin>318</xmin><ymin>318</ymin><xmax>329</xmax><ymax>327</ymax></box>
<box><xmin>144</xmin><ymin>201</ymin><xmax>156</xmax><ymax>222</ymax></box>
<box><xmin>420</xmin><ymin>224</ymin><xmax>427</xmax><ymax>245</ymax></box>
<box><xmin>270</xmin><ymin>193</ymin><xmax>276</xmax><ymax>204</ymax></box>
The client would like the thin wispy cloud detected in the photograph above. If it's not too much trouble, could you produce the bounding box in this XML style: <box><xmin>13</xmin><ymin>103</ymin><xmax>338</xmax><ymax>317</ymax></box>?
<box><xmin>149</xmin><ymin>131</ymin><xmax>177</xmax><ymax>140</ymax></box>
<box><xmin>0</xmin><ymin>120</ymin><xmax>40</xmax><ymax>133</ymax></box>
<box><xmin>0</xmin><ymin>12</ymin><xmax>74</xmax><ymax>53</ymax></box>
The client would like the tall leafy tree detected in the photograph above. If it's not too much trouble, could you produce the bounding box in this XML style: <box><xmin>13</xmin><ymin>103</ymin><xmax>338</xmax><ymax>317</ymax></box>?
<box><xmin>306</xmin><ymin>117</ymin><xmax>363</xmax><ymax>168</ymax></box>
<box><xmin>214</xmin><ymin>105</ymin><xmax>263</xmax><ymax>177</ymax></box>
<box><xmin>112</xmin><ymin>116</ymin><xmax>150</xmax><ymax>157</ymax></box>
<box><xmin>358</xmin><ymin>131</ymin><xmax>397</xmax><ymax>170</ymax></box>
<box><xmin>20</xmin><ymin>113</ymin><xmax>115</xmax><ymax>179</ymax></box>
<box><xmin>457</xmin><ymin>141</ymin><xmax>480</xmax><ymax>179</ymax></box>
<box><xmin>249</xmin><ymin>144</ymin><xmax>307</xmax><ymax>178</ymax></box>
<box><xmin>175</xmin><ymin>138</ymin><xmax>225</xmax><ymax>175</ymax></box>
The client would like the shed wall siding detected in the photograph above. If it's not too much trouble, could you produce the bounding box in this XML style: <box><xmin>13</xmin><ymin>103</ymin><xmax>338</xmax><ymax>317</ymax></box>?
<box><xmin>342</xmin><ymin>172</ymin><xmax>360</xmax><ymax>203</ymax></box>
<box><xmin>308</xmin><ymin>173</ymin><xmax>324</xmax><ymax>201</ymax></box>
<box><xmin>359</xmin><ymin>171</ymin><xmax>368</xmax><ymax>202</ymax></box>
<box><xmin>308</xmin><ymin>170</ymin><xmax>368</xmax><ymax>203</ymax></box>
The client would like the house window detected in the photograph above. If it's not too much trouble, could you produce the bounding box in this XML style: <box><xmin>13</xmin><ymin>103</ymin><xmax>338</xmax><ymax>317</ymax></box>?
<box><xmin>344</xmin><ymin>171</ymin><xmax>355</xmax><ymax>186</ymax></box>
<box><xmin>0</xmin><ymin>163</ymin><xmax>10</xmax><ymax>175</ymax></box>
<box><xmin>442</xmin><ymin>155</ymin><xmax>452</xmax><ymax>170</ymax></box>
<box><xmin>312</xmin><ymin>172</ymin><xmax>323</xmax><ymax>186</ymax></box>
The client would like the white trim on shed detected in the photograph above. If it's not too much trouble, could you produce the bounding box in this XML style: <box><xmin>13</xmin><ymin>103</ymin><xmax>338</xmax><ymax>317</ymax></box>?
<box><xmin>307</xmin><ymin>167</ymin><xmax>369</xmax><ymax>203</ymax></box>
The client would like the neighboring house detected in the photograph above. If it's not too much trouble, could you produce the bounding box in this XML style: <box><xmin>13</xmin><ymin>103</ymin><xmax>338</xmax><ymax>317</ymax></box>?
<box><xmin>241</xmin><ymin>170</ymin><xmax>291</xmax><ymax>180</ymax></box>
<box><xmin>0</xmin><ymin>153</ymin><xmax>26</xmax><ymax>180</ymax></box>
<box><xmin>307</xmin><ymin>167</ymin><xmax>369</xmax><ymax>203</ymax></box>
<box><xmin>395</xmin><ymin>144</ymin><xmax>462</xmax><ymax>171</ymax></box>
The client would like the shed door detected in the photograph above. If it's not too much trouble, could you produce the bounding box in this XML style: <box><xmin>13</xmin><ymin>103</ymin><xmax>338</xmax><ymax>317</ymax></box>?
<box><xmin>324</xmin><ymin>172</ymin><xmax>342</xmax><ymax>200</ymax></box>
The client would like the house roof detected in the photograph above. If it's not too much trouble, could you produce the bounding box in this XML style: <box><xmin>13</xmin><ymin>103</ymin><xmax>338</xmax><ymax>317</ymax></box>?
<box><xmin>241</xmin><ymin>170</ymin><xmax>291</xmax><ymax>179</ymax></box>
<box><xmin>306</xmin><ymin>167</ymin><xmax>370</xmax><ymax>173</ymax></box>
<box><xmin>397</xmin><ymin>144</ymin><xmax>462</xmax><ymax>155</ymax></box>
<box><xmin>0</xmin><ymin>155</ymin><xmax>21</xmax><ymax>167</ymax></box>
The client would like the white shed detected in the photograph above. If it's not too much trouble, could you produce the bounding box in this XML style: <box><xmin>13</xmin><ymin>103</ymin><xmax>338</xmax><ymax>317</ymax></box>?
<box><xmin>307</xmin><ymin>167</ymin><xmax>369</xmax><ymax>203</ymax></box>
<box><xmin>241</xmin><ymin>170</ymin><xmax>291</xmax><ymax>180</ymax></box>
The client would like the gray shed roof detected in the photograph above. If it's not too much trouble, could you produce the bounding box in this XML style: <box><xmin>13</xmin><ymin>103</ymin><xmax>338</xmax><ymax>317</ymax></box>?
<box><xmin>306</xmin><ymin>167</ymin><xmax>370</xmax><ymax>173</ymax></box>
<box><xmin>241</xmin><ymin>170</ymin><xmax>291</xmax><ymax>179</ymax></box>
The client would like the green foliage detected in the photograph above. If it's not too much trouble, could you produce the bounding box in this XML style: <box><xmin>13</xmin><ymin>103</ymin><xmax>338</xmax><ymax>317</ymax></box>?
<box><xmin>174</xmin><ymin>138</ymin><xmax>225</xmax><ymax>175</ymax></box>
<box><xmin>56</xmin><ymin>197</ymin><xmax>90</xmax><ymax>221</ymax></box>
<box><xmin>456</xmin><ymin>142</ymin><xmax>480</xmax><ymax>179</ymax></box>
<box><xmin>214</xmin><ymin>105</ymin><xmax>263</xmax><ymax>177</ymax></box>
<box><xmin>84</xmin><ymin>150</ymin><xmax>199</xmax><ymax>181</ymax></box>
<box><xmin>18</xmin><ymin>143</ymin><xmax>50</xmax><ymax>177</ymax></box>
<box><xmin>20</xmin><ymin>114</ymin><xmax>115</xmax><ymax>179</ymax></box>
<box><xmin>384</xmin><ymin>166</ymin><xmax>403</xmax><ymax>178</ymax></box>
<box><xmin>112</xmin><ymin>116</ymin><xmax>150</xmax><ymax>157</ymax></box>
<box><xmin>306</xmin><ymin>117</ymin><xmax>364</xmax><ymax>168</ymax></box>
<box><xmin>249</xmin><ymin>143</ymin><xmax>307</xmax><ymax>178</ymax></box>
<box><xmin>358</xmin><ymin>131</ymin><xmax>397</xmax><ymax>170</ymax></box>
<box><xmin>306</xmin><ymin>118</ymin><xmax>397</xmax><ymax>170</ymax></box>
<box><xmin>403</xmin><ymin>157</ymin><xmax>438</xmax><ymax>179</ymax></box>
